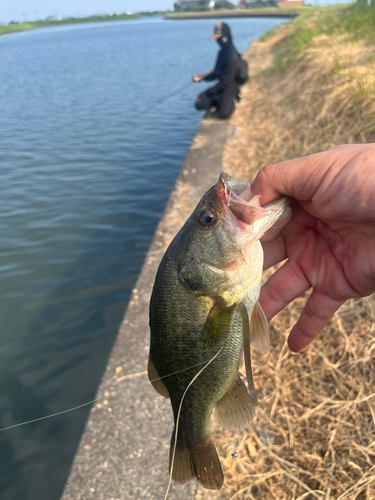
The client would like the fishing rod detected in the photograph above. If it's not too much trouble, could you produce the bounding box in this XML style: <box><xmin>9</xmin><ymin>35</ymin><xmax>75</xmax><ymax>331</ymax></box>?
<box><xmin>0</xmin><ymin>80</ymin><xmax>201</xmax><ymax>434</ymax></box>
<box><xmin>135</xmin><ymin>81</ymin><xmax>194</xmax><ymax>119</ymax></box>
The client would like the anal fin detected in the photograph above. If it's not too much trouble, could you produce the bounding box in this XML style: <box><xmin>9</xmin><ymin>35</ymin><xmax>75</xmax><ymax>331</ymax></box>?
<box><xmin>250</xmin><ymin>301</ymin><xmax>270</xmax><ymax>353</ymax></box>
<box><xmin>215</xmin><ymin>373</ymin><xmax>256</xmax><ymax>430</ymax></box>
<box><xmin>147</xmin><ymin>357</ymin><xmax>169</xmax><ymax>398</ymax></box>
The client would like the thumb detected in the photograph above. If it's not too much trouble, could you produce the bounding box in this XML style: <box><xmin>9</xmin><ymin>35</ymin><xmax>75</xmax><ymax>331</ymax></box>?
<box><xmin>251</xmin><ymin>152</ymin><xmax>332</xmax><ymax>206</ymax></box>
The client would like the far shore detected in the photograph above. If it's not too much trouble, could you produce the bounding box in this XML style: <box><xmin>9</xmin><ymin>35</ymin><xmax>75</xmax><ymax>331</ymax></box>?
<box><xmin>165</xmin><ymin>8</ymin><xmax>307</xmax><ymax>19</ymax></box>
<box><xmin>0</xmin><ymin>28</ymin><xmax>35</xmax><ymax>36</ymax></box>
<box><xmin>0</xmin><ymin>12</ymin><xmax>155</xmax><ymax>37</ymax></box>
<box><xmin>0</xmin><ymin>8</ymin><xmax>310</xmax><ymax>36</ymax></box>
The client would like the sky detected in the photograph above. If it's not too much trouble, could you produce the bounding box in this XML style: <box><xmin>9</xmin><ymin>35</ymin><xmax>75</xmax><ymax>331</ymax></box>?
<box><xmin>0</xmin><ymin>0</ymin><xmax>175</xmax><ymax>23</ymax></box>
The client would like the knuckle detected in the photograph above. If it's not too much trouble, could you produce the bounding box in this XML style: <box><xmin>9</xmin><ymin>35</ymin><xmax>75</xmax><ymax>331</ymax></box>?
<box><xmin>263</xmin><ymin>284</ymin><xmax>289</xmax><ymax>309</ymax></box>
<box><xmin>304</xmin><ymin>305</ymin><xmax>326</xmax><ymax>323</ymax></box>
<box><xmin>257</xmin><ymin>163</ymin><xmax>277</xmax><ymax>185</ymax></box>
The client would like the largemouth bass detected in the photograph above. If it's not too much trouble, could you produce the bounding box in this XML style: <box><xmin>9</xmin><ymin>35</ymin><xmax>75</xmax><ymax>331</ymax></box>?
<box><xmin>148</xmin><ymin>172</ymin><xmax>289</xmax><ymax>490</ymax></box>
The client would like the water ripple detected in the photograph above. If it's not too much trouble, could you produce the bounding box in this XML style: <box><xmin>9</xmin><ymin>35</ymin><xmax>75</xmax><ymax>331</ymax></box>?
<box><xmin>0</xmin><ymin>16</ymin><xmax>287</xmax><ymax>500</ymax></box>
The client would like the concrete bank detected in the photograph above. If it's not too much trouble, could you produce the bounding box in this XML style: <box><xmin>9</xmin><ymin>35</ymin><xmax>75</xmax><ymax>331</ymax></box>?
<box><xmin>61</xmin><ymin>117</ymin><xmax>230</xmax><ymax>500</ymax></box>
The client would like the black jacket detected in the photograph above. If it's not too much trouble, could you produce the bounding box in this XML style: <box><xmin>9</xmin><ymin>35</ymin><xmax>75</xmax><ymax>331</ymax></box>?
<box><xmin>203</xmin><ymin>23</ymin><xmax>239</xmax><ymax>97</ymax></box>
<box><xmin>203</xmin><ymin>45</ymin><xmax>239</xmax><ymax>96</ymax></box>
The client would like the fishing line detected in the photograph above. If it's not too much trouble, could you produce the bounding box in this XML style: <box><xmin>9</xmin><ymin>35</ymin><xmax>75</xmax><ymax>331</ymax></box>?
<box><xmin>134</xmin><ymin>81</ymin><xmax>193</xmax><ymax>120</ymax></box>
<box><xmin>165</xmin><ymin>343</ymin><xmax>225</xmax><ymax>500</ymax></box>
<box><xmin>0</xmin><ymin>353</ymin><xmax>226</xmax><ymax>433</ymax></box>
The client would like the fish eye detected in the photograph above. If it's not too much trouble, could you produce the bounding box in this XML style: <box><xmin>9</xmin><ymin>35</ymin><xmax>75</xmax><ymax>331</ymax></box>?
<box><xmin>198</xmin><ymin>210</ymin><xmax>217</xmax><ymax>229</ymax></box>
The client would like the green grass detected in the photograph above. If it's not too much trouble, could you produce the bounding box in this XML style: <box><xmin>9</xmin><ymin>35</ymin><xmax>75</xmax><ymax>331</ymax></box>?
<box><xmin>0</xmin><ymin>22</ymin><xmax>35</xmax><ymax>33</ymax></box>
<box><xmin>261</xmin><ymin>4</ymin><xmax>375</xmax><ymax>52</ymax></box>
<box><xmin>261</xmin><ymin>3</ymin><xmax>375</xmax><ymax>76</ymax></box>
<box><xmin>292</xmin><ymin>24</ymin><xmax>314</xmax><ymax>52</ymax></box>
<box><xmin>313</xmin><ymin>3</ymin><xmax>375</xmax><ymax>41</ymax></box>
<box><xmin>332</xmin><ymin>51</ymin><xmax>341</xmax><ymax>74</ymax></box>
<box><xmin>291</xmin><ymin>3</ymin><xmax>375</xmax><ymax>47</ymax></box>
<box><xmin>259</xmin><ymin>27</ymin><xmax>278</xmax><ymax>42</ymax></box>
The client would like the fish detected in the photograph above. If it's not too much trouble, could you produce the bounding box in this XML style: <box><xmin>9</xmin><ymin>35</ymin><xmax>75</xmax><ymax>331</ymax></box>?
<box><xmin>148</xmin><ymin>172</ymin><xmax>289</xmax><ymax>490</ymax></box>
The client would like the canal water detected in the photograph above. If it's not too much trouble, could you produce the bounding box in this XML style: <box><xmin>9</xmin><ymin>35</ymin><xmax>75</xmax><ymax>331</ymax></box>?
<box><xmin>0</xmin><ymin>16</ymin><xmax>286</xmax><ymax>500</ymax></box>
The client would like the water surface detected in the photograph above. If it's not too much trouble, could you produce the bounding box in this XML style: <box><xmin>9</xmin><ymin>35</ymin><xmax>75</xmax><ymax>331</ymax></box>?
<box><xmin>0</xmin><ymin>16</ymin><xmax>287</xmax><ymax>500</ymax></box>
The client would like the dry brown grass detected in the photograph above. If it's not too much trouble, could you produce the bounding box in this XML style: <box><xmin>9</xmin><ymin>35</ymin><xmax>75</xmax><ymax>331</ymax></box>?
<box><xmin>195</xmin><ymin>13</ymin><xmax>375</xmax><ymax>500</ymax></box>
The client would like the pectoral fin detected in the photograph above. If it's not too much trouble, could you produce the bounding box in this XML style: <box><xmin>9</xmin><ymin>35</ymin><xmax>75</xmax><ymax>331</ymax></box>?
<box><xmin>214</xmin><ymin>373</ymin><xmax>256</xmax><ymax>430</ymax></box>
<box><xmin>250</xmin><ymin>302</ymin><xmax>270</xmax><ymax>353</ymax></box>
<box><xmin>238</xmin><ymin>303</ymin><xmax>258</xmax><ymax>407</ymax></box>
<box><xmin>202</xmin><ymin>297</ymin><xmax>236</xmax><ymax>346</ymax></box>
<box><xmin>147</xmin><ymin>357</ymin><xmax>169</xmax><ymax>398</ymax></box>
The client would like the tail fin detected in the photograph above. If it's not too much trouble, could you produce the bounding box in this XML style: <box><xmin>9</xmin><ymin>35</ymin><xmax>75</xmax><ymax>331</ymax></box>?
<box><xmin>169</xmin><ymin>431</ymin><xmax>194</xmax><ymax>484</ymax></box>
<box><xmin>191</xmin><ymin>438</ymin><xmax>224</xmax><ymax>490</ymax></box>
<box><xmin>169</xmin><ymin>431</ymin><xmax>223</xmax><ymax>490</ymax></box>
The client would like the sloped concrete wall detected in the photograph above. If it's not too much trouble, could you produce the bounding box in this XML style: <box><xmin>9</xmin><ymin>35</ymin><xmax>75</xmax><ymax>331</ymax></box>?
<box><xmin>61</xmin><ymin>117</ymin><xmax>229</xmax><ymax>500</ymax></box>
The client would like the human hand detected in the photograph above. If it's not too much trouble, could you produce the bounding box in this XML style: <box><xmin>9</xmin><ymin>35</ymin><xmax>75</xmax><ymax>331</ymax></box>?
<box><xmin>251</xmin><ymin>144</ymin><xmax>375</xmax><ymax>353</ymax></box>
<box><xmin>192</xmin><ymin>74</ymin><xmax>202</xmax><ymax>83</ymax></box>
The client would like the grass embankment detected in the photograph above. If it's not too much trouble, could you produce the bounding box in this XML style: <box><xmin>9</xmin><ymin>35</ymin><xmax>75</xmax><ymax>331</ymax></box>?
<box><xmin>0</xmin><ymin>12</ymin><xmax>168</xmax><ymax>36</ymax></box>
<box><xmin>198</xmin><ymin>5</ymin><xmax>375</xmax><ymax>500</ymax></box>
<box><xmin>165</xmin><ymin>8</ymin><xmax>311</xmax><ymax>19</ymax></box>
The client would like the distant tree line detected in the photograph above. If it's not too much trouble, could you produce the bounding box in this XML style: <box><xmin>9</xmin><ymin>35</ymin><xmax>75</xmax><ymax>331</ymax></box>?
<box><xmin>173</xmin><ymin>0</ymin><xmax>279</xmax><ymax>12</ymax></box>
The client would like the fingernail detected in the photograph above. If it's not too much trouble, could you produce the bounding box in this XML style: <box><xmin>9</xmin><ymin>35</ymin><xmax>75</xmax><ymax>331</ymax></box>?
<box><xmin>273</xmin><ymin>207</ymin><xmax>292</xmax><ymax>228</ymax></box>
<box><xmin>287</xmin><ymin>343</ymin><xmax>300</xmax><ymax>355</ymax></box>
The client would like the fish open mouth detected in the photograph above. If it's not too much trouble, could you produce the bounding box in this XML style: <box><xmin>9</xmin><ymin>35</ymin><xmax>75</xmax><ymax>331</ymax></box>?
<box><xmin>216</xmin><ymin>172</ymin><xmax>272</xmax><ymax>226</ymax></box>
<box><xmin>216</xmin><ymin>171</ymin><xmax>290</xmax><ymax>237</ymax></box>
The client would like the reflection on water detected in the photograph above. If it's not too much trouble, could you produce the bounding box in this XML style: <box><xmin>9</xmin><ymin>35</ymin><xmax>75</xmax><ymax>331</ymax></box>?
<box><xmin>0</xmin><ymin>16</ymin><xmax>287</xmax><ymax>500</ymax></box>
